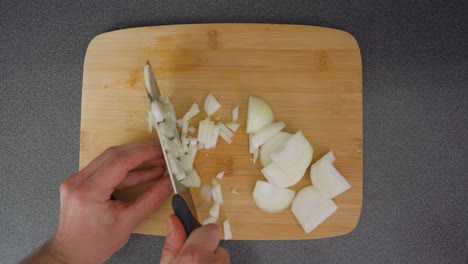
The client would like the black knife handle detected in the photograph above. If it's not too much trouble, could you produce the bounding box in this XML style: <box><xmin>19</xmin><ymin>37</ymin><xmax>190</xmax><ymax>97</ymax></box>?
<box><xmin>172</xmin><ymin>194</ymin><xmax>201</xmax><ymax>236</ymax></box>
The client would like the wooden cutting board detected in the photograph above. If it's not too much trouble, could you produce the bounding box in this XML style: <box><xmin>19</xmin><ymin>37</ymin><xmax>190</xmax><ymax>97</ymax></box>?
<box><xmin>80</xmin><ymin>24</ymin><xmax>362</xmax><ymax>240</ymax></box>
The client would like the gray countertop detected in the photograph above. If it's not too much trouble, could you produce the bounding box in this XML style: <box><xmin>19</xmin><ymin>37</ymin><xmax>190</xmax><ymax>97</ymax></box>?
<box><xmin>1</xmin><ymin>1</ymin><xmax>467</xmax><ymax>263</ymax></box>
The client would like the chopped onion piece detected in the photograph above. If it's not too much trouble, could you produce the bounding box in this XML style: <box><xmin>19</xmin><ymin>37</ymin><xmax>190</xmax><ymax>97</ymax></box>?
<box><xmin>180</xmin><ymin>169</ymin><xmax>201</xmax><ymax>187</ymax></box>
<box><xmin>181</xmin><ymin>121</ymin><xmax>189</xmax><ymax>139</ymax></box>
<box><xmin>209</xmin><ymin>202</ymin><xmax>220</xmax><ymax>218</ymax></box>
<box><xmin>231</xmin><ymin>188</ymin><xmax>239</xmax><ymax>195</ymax></box>
<box><xmin>182</xmin><ymin>103</ymin><xmax>200</xmax><ymax>122</ymax></box>
<box><xmin>217</xmin><ymin>122</ymin><xmax>234</xmax><ymax>138</ymax></box>
<box><xmin>291</xmin><ymin>186</ymin><xmax>337</xmax><ymax>234</ymax></box>
<box><xmin>181</xmin><ymin>137</ymin><xmax>190</xmax><ymax>153</ymax></box>
<box><xmin>259</xmin><ymin>132</ymin><xmax>293</xmax><ymax>167</ymax></box>
<box><xmin>211</xmin><ymin>179</ymin><xmax>223</xmax><ymax>204</ymax></box>
<box><xmin>311</xmin><ymin>151</ymin><xmax>351</xmax><ymax>199</ymax></box>
<box><xmin>167</xmin><ymin>153</ymin><xmax>185</xmax><ymax>181</ymax></box>
<box><xmin>206</xmin><ymin>122</ymin><xmax>220</xmax><ymax>149</ymax></box>
<box><xmin>223</xmin><ymin>219</ymin><xmax>232</xmax><ymax>240</ymax></box>
<box><xmin>248</xmin><ymin>134</ymin><xmax>254</xmax><ymax>154</ymax></box>
<box><xmin>177</xmin><ymin>118</ymin><xmax>183</xmax><ymax>128</ymax></box>
<box><xmin>200</xmin><ymin>184</ymin><xmax>212</xmax><ymax>202</ymax></box>
<box><xmin>188</xmin><ymin>126</ymin><xmax>196</xmax><ymax>134</ymax></box>
<box><xmin>159</xmin><ymin>122</ymin><xmax>176</xmax><ymax>139</ymax></box>
<box><xmin>219</xmin><ymin>129</ymin><xmax>233</xmax><ymax>144</ymax></box>
<box><xmin>253</xmin><ymin>181</ymin><xmax>295</xmax><ymax>213</ymax></box>
<box><xmin>204</xmin><ymin>93</ymin><xmax>222</xmax><ymax>116</ymax></box>
<box><xmin>215</xmin><ymin>116</ymin><xmax>221</xmax><ymax>121</ymax></box>
<box><xmin>246</xmin><ymin>96</ymin><xmax>274</xmax><ymax>134</ymax></box>
<box><xmin>225</xmin><ymin>121</ymin><xmax>240</xmax><ymax>132</ymax></box>
<box><xmin>161</xmin><ymin>137</ymin><xmax>180</xmax><ymax>158</ymax></box>
<box><xmin>203</xmin><ymin>216</ymin><xmax>218</xmax><ymax>225</ymax></box>
<box><xmin>232</xmin><ymin>106</ymin><xmax>239</xmax><ymax>121</ymax></box>
<box><xmin>215</xmin><ymin>171</ymin><xmax>225</xmax><ymax>179</ymax></box>
<box><xmin>197</xmin><ymin>143</ymin><xmax>204</xmax><ymax>150</ymax></box>
<box><xmin>150</xmin><ymin>101</ymin><xmax>165</xmax><ymax>123</ymax></box>
<box><xmin>171</xmin><ymin>138</ymin><xmax>185</xmax><ymax>157</ymax></box>
<box><xmin>251</xmin><ymin>121</ymin><xmax>286</xmax><ymax>149</ymax></box>
<box><xmin>253</xmin><ymin>147</ymin><xmax>259</xmax><ymax>164</ymax></box>
<box><xmin>162</xmin><ymin>99</ymin><xmax>177</xmax><ymax>124</ymax></box>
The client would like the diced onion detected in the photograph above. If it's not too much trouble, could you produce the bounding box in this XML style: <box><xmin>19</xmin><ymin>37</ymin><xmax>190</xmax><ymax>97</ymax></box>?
<box><xmin>211</xmin><ymin>179</ymin><xmax>223</xmax><ymax>204</ymax></box>
<box><xmin>291</xmin><ymin>185</ymin><xmax>337</xmax><ymax>234</ymax></box>
<box><xmin>180</xmin><ymin>169</ymin><xmax>201</xmax><ymax>188</ymax></box>
<box><xmin>188</xmin><ymin>126</ymin><xmax>196</xmax><ymax>134</ymax></box>
<box><xmin>223</xmin><ymin>219</ymin><xmax>232</xmax><ymax>240</ymax></box>
<box><xmin>200</xmin><ymin>184</ymin><xmax>212</xmax><ymax>202</ymax></box>
<box><xmin>203</xmin><ymin>216</ymin><xmax>218</xmax><ymax>225</ymax></box>
<box><xmin>225</xmin><ymin>121</ymin><xmax>240</xmax><ymax>132</ymax></box>
<box><xmin>182</xmin><ymin>103</ymin><xmax>200</xmax><ymax>122</ymax></box>
<box><xmin>151</xmin><ymin>101</ymin><xmax>165</xmax><ymax>123</ymax></box>
<box><xmin>182</xmin><ymin>121</ymin><xmax>189</xmax><ymax>139</ymax></box>
<box><xmin>204</xmin><ymin>93</ymin><xmax>222</xmax><ymax>116</ymax></box>
<box><xmin>217</xmin><ymin>122</ymin><xmax>234</xmax><ymax>138</ymax></box>
<box><xmin>246</xmin><ymin>96</ymin><xmax>274</xmax><ymax>134</ymax></box>
<box><xmin>231</xmin><ymin>188</ymin><xmax>238</xmax><ymax>195</ymax></box>
<box><xmin>232</xmin><ymin>106</ymin><xmax>239</xmax><ymax>121</ymax></box>
<box><xmin>252</xmin><ymin>180</ymin><xmax>295</xmax><ymax>213</ymax></box>
<box><xmin>216</xmin><ymin>171</ymin><xmax>225</xmax><ymax>179</ymax></box>
<box><xmin>209</xmin><ymin>202</ymin><xmax>220</xmax><ymax>218</ymax></box>
<box><xmin>251</xmin><ymin>121</ymin><xmax>286</xmax><ymax>149</ymax></box>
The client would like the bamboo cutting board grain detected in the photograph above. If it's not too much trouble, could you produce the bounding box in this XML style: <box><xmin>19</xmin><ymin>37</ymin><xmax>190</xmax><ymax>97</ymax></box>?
<box><xmin>80</xmin><ymin>24</ymin><xmax>362</xmax><ymax>240</ymax></box>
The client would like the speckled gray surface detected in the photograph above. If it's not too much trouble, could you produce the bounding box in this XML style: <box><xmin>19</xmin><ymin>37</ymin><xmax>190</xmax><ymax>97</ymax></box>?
<box><xmin>1</xmin><ymin>0</ymin><xmax>467</xmax><ymax>263</ymax></box>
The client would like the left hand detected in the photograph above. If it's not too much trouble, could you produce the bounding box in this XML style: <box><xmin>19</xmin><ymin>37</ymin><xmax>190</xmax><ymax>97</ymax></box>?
<box><xmin>49</xmin><ymin>141</ymin><xmax>172</xmax><ymax>263</ymax></box>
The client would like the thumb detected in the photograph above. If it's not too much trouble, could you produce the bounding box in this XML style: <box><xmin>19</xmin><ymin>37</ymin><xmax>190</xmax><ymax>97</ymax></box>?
<box><xmin>180</xmin><ymin>223</ymin><xmax>221</xmax><ymax>253</ymax></box>
<box><xmin>160</xmin><ymin>214</ymin><xmax>187</xmax><ymax>264</ymax></box>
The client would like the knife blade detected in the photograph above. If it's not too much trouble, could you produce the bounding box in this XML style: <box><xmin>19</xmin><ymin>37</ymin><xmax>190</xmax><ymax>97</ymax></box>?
<box><xmin>144</xmin><ymin>60</ymin><xmax>201</xmax><ymax>235</ymax></box>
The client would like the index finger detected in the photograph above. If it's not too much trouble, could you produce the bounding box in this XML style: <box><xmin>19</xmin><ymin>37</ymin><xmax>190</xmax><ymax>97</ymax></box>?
<box><xmin>88</xmin><ymin>143</ymin><xmax>164</xmax><ymax>198</ymax></box>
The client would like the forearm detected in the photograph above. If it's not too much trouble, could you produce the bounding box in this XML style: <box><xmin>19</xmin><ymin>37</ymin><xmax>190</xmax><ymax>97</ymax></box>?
<box><xmin>20</xmin><ymin>240</ymin><xmax>67</xmax><ymax>264</ymax></box>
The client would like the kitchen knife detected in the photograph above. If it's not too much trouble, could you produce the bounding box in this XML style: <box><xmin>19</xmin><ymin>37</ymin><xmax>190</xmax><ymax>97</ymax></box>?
<box><xmin>144</xmin><ymin>60</ymin><xmax>201</xmax><ymax>236</ymax></box>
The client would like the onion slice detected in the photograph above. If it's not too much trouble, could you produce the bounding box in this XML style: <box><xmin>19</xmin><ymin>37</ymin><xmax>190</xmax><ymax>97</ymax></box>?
<box><xmin>204</xmin><ymin>93</ymin><xmax>222</xmax><ymax>116</ymax></box>
<box><xmin>209</xmin><ymin>202</ymin><xmax>220</xmax><ymax>218</ymax></box>
<box><xmin>225</xmin><ymin>121</ymin><xmax>240</xmax><ymax>132</ymax></box>
<box><xmin>246</xmin><ymin>96</ymin><xmax>274</xmax><ymax>134</ymax></box>
<box><xmin>180</xmin><ymin>169</ymin><xmax>201</xmax><ymax>188</ymax></box>
<box><xmin>291</xmin><ymin>185</ymin><xmax>337</xmax><ymax>234</ymax></box>
<box><xmin>251</xmin><ymin>121</ymin><xmax>286</xmax><ymax>149</ymax></box>
<box><xmin>223</xmin><ymin>219</ymin><xmax>232</xmax><ymax>240</ymax></box>
<box><xmin>215</xmin><ymin>170</ymin><xmax>225</xmax><ymax>179</ymax></box>
<box><xmin>311</xmin><ymin>151</ymin><xmax>351</xmax><ymax>199</ymax></box>
<box><xmin>200</xmin><ymin>184</ymin><xmax>212</xmax><ymax>202</ymax></box>
<box><xmin>253</xmin><ymin>181</ymin><xmax>295</xmax><ymax>213</ymax></box>
<box><xmin>211</xmin><ymin>179</ymin><xmax>223</xmax><ymax>204</ymax></box>
<box><xmin>232</xmin><ymin>106</ymin><xmax>239</xmax><ymax>121</ymax></box>
<box><xmin>259</xmin><ymin>132</ymin><xmax>293</xmax><ymax>167</ymax></box>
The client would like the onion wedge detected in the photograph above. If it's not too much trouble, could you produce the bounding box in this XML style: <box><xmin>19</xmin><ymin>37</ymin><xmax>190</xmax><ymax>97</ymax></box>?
<box><xmin>291</xmin><ymin>186</ymin><xmax>337</xmax><ymax>234</ymax></box>
<box><xmin>204</xmin><ymin>93</ymin><xmax>221</xmax><ymax>116</ymax></box>
<box><xmin>253</xmin><ymin>181</ymin><xmax>295</xmax><ymax>213</ymax></box>
<box><xmin>223</xmin><ymin>219</ymin><xmax>232</xmax><ymax>240</ymax></box>
<box><xmin>311</xmin><ymin>151</ymin><xmax>351</xmax><ymax>199</ymax></box>
<box><xmin>246</xmin><ymin>96</ymin><xmax>274</xmax><ymax>134</ymax></box>
<box><xmin>259</xmin><ymin>132</ymin><xmax>293</xmax><ymax>167</ymax></box>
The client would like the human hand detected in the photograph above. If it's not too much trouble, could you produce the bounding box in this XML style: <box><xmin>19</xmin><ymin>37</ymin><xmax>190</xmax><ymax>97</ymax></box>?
<box><xmin>160</xmin><ymin>214</ymin><xmax>230</xmax><ymax>264</ymax></box>
<box><xmin>49</xmin><ymin>141</ymin><xmax>172</xmax><ymax>263</ymax></box>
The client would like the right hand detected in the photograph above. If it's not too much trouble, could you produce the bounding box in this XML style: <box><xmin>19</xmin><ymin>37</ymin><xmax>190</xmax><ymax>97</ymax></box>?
<box><xmin>160</xmin><ymin>214</ymin><xmax>230</xmax><ymax>263</ymax></box>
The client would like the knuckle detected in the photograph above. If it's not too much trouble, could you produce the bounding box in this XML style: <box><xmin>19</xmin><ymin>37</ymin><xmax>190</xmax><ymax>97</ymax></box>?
<box><xmin>104</xmin><ymin>146</ymin><xmax>121</xmax><ymax>159</ymax></box>
<box><xmin>70</xmin><ymin>184</ymin><xmax>91</xmax><ymax>206</ymax></box>
<box><xmin>59</xmin><ymin>179</ymin><xmax>73</xmax><ymax>194</ymax></box>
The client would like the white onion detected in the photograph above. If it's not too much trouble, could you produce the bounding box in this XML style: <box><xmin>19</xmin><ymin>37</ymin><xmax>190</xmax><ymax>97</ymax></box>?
<box><xmin>215</xmin><ymin>171</ymin><xmax>225</xmax><ymax>179</ymax></box>
<box><xmin>225</xmin><ymin>121</ymin><xmax>240</xmax><ymax>132</ymax></box>
<box><xmin>253</xmin><ymin>147</ymin><xmax>259</xmax><ymax>164</ymax></box>
<box><xmin>209</xmin><ymin>202</ymin><xmax>220</xmax><ymax>218</ymax></box>
<box><xmin>203</xmin><ymin>216</ymin><xmax>218</xmax><ymax>225</ymax></box>
<box><xmin>246</xmin><ymin>96</ymin><xmax>274</xmax><ymax>134</ymax></box>
<box><xmin>291</xmin><ymin>185</ymin><xmax>337</xmax><ymax>234</ymax></box>
<box><xmin>311</xmin><ymin>151</ymin><xmax>351</xmax><ymax>199</ymax></box>
<box><xmin>231</xmin><ymin>188</ymin><xmax>239</xmax><ymax>195</ymax></box>
<box><xmin>150</xmin><ymin>101</ymin><xmax>165</xmax><ymax>123</ymax></box>
<box><xmin>251</xmin><ymin>121</ymin><xmax>286</xmax><ymax>149</ymax></box>
<box><xmin>188</xmin><ymin>126</ymin><xmax>196</xmax><ymax>134</ymax></box>
<box><xmin>204</xmin><ymin>93</ymin><xmax>222</xmax><ymax>116</ymax></box>
<box><xmin>259</xmin><ymin>132</ymin><xmax>293</xmax><ymax>167</ymax></box>
<box><xmin>182</xmin><ymin>103</ymin><xmax>200</xmax><ymax>122</ymax></box>
<box><xmin>167</xmin><ymin>152</ymin><xmax>185</xmax><ymax>181</ymax></box>
<box><xmin>252</xmin><ymin>180</ymin><xmax>295</xmax><ymax>213</ymax></box>
<box><xmin>211</xmin><ymin>179</ymin><xmax>223</xmax><ymax>204</ymax></box>
<box><xmin>181</xmin><ymin>121</ymin><xmax>189</xmax><ymax>139</ymax></box>
<box><xmin>200</xmin><ymin>184</ymin><xmax>212</xmax><ymax>202</ymax></box>
<box><xmin>162</xmin><ymin>99</ymin><xmax>177</xmax><ymax>124</ymax></box>
<box><xmin>261</xmin><ymin>131</ymin><xmax>313</xmax><ymax>187</ymax></box>
<box><xmin>159</xmin><ymin>122</ymin><xmax>176</xmax><ymax>139</ymax></box>
<box><xmin>248</xmin><ymin>134</ymin><xmax>255</xmax><ymax>154</ymax></box>
<box><xmin>223</xmin><ymin>219</ymin><xmax>232</xmax><ymax>240</ymax></box>
<box><xmin>147</xmin><ymin>110</ymin><xmax>153</xmax><ymax>133</ymax></box>
<box><xmin>232</xmin><ymin>106</ymin><xmax>239</xmax><ymax>121</ymax></box>
<box><xmin>219</xmin><ymin>129</ymin><xmax>233</xmax><ymax>144</ymax></box>
<box><xmin>217</xmin><ymin>122</ymin><xmax>234</xmax><ymax>138</ymax></box>
<box><xmin>180</xmin><ymin>169</ymin><xmax>201</xmax><ymax>188</ymax></box>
